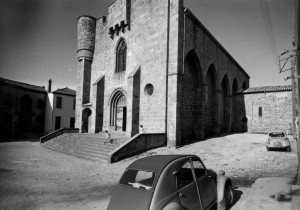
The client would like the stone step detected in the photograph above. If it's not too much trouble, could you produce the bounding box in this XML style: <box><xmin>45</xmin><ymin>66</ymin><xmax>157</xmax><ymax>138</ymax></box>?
<box><xmin>58</xmin><ymin>134</ymin><xmax>124</xmax><ymax>146</ymax></box>
<box><xmin>42</xmin><ymin>141</ymin><xmax>109</xmax><ymax>162</ymax></box>
<box><xmin>50</xmin><ymin>136</ymin><xmax>117</xmax><ymax>150</ymax></box>
<box><xmin>41</xmin><ymin>133</ymin><xmax>128</xmax><ymax>162</ymax></box>
<box><xmin>42</xmin><ymin>143</ymin><xmax>107</xmax><ymax>162</ymax></box>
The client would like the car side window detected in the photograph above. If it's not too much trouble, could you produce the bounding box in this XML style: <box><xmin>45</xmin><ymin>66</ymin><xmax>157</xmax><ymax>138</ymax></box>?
<box><xmin>177</xmin><ymin>161</ymin><xmax>194</xmax><ymax>189</ymax></box>
<box><xmin>192</xmin><ymin>160</ymin><xmax>207</xmax><ymax>180</ymax></box>
<box><xmin>120</xmin><ymin>169</ymin><xmax>155</xmax><ymax>190</ymax></box>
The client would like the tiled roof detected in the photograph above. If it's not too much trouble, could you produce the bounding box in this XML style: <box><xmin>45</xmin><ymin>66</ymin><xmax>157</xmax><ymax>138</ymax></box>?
<box><xmin>0</xmin><ymin>77</ymin><xmax>47</xmax><ymax>94</ymax></box>
<box><xmin>239</xmin><ymin>85</ymin><xmax>292</xmax><ymax>94</ymax></box>
<box><xmin>53</xmin><ymin>87</ymin><xmax>76</xmax><ymax>96</ymax></box>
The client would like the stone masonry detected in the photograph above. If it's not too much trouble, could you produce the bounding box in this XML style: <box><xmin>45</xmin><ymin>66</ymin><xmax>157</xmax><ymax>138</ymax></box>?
<box><xmin>75</xmin><ymin>0</ymin><xmax>250</xmax><ymax>147</ymax></box>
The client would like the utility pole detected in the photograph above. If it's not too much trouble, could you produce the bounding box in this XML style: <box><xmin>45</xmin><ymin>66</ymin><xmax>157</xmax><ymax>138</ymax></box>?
<box><xmin>291</xmin><ymin>58</ymin><xmax>297</xmax><ymax>138</ymax></box>
<box><xmin>295</xmin><ymin>0</ymin><xmax>300</xmax><ymax>186</ymax></box>
<box><xmin>278</xmin><ymin>42</ymin><xmax>297</xmax><ymax>138</ymax></box>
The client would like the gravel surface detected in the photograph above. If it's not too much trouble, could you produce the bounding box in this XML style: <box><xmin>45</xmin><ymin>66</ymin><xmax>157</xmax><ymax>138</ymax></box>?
<box><xmin>0</xmin><ymin>133</ymin><xmax>298</xmax><ymax>209</ymax></box>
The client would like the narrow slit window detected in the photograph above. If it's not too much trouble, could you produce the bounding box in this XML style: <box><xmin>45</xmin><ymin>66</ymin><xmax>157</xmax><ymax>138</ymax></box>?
<box><xmin>259</xmin><ymin>107</ymin><xmax>262</xmax><ymax>117</ymax></box>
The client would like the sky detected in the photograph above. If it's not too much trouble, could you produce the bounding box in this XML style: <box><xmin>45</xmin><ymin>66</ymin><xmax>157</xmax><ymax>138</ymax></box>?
<box><xmin>0</xmin><ymin>0</ymin><xmax>295</xmax><ymax>91</ymax></box>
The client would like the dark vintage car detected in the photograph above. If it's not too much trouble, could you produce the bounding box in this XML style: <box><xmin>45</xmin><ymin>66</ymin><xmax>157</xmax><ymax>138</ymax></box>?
<box><xmin>266</xmin><ymin>131</ymin><xmax>291</xmax><ymax>152</ymax></box>
<box><xmin>107</xmin><ymin>155</ymin><xmax>234</xmax><ymax>210</ymax></box>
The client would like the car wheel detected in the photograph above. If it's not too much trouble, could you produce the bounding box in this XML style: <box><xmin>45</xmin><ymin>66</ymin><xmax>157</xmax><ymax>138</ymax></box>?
<box><xmin>218</xmin><ymin>184</ymin><xmax>234</xmax><ymax>210</ymax></box>
<box><xmin>287</xmin><ymin>146</ymin><xmax>291</xmax><ymax>152</ymax></box>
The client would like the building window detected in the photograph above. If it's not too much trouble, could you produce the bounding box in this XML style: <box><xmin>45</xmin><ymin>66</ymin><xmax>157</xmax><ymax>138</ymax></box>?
<box><xmin>116</xmin><ymin>39</ymin><xmax>127</xmax><ymax>73</ymax></box>
<box><xmin>56</xmin><ymin>96</ymin><xmax>62</xmax><ymax>109</ymax></box>
<box><xmin>70</xmin><ymin>117</ymin><xmax>75</xmax><ymax>128</ymax></box>
<box><xmin>144</xmin><ymin>84</ymin><xmax>154</xmax><ymax>96</ymax></box>
<box><xmin>259</xmin><ymin>107</ymin><xmax>262</xmax><ymax>117</ymax></box>
<box><xmin>73</xmin><ymin>98</ymin><xmax>76</xmax><ymax>110</ymax></box>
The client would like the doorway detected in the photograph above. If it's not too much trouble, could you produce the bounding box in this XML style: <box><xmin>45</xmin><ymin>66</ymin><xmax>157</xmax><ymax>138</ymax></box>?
<box><xmin>55</xmin><ymin>116</ymin><xmax>61</xmax><ymax>130</ymax></box>
<box><xmin>116</xmin><ymin>106</ymin><xmax>127</xmax><ymax>131</ymax></box>
<box><xmin>82</xmin><ymin>108</ymin><xmax>92</xmax><ymax>133</ymax></box>
<box><xmin>110</xmin><ymin>90</ymin><xmax>127</xmax><ymax>132</ymax></box>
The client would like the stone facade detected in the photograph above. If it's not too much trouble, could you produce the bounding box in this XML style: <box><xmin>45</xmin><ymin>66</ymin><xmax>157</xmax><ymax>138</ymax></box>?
<box><xmin>76</xmin><ymin>0</ymin><xmax>250</xmax><ymax>147</ymax></box>
<box><xmin>234</xmin><ymin>86</ymin><xmax>293</xmax><ymax>134</ymax></box>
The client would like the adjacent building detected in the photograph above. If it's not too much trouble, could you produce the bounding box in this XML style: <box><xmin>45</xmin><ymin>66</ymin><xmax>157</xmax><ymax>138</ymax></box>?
<box><xmin>0</xmin><ymin>77</ymin><xmax>47</xmax><ymax>140</ymax></box>
<box><xmin>0</xmin><ymin>77</ymin><xmax>76</xmax><ymax>141</ymax></box>
<box><xmin>235</xmin><ymin>85</ymin><xmax>294</xmax><ymax>134</ymax></box>
<box><xmin>45</xmin><ymin>80</ymin><xmax>76</xmax><ymax>133</ymax></box>
<box><xmin>75</xmin><ymin>0</ymin><xmax>250</xmax><ymax>147</ymax></box>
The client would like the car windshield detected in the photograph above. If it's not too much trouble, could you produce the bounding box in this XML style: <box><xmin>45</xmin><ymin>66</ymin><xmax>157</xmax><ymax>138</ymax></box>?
<box><xmin>269</xmin><ymin>132</ymin><xmax>285</xmax><ymax>138</ymax></box>
<box><xmin>120</xmin><ymin>169</ymin><xmax>155</xmax><ymax>190</ymax></box>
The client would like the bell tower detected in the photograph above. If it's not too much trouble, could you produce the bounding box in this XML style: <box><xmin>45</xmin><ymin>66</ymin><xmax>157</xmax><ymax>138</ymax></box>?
<box><xmin>75</xmin><ymin>15</ymin><xmax>96</xmax><ymax>131</ymax></box>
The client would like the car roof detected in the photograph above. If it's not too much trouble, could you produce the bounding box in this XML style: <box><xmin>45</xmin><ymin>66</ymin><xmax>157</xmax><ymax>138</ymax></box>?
<box><xmin>127</xmin><ymin>155</ymin><xmax>195</xmax><ymax>172</ymax></box>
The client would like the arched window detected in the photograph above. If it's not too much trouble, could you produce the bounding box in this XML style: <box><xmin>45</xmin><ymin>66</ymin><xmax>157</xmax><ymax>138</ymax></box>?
<box><xmin>259</xmin><ymin>107</ymin><xmax>262</xmax><ymax>117</ymax></box>
<box><xmin>37</xmin><ymin>99</ymin><xmax>44</xmax><ymax>109</ymax></box>
<box><xmin>20</xmin><ymin>94</ymin><xmax>32</xmax><ymax>113</ymax></box>
<box><xmin>116</xmin><ymin>39</ymin><xmax>127</xmax><ymax>73</ymax></box>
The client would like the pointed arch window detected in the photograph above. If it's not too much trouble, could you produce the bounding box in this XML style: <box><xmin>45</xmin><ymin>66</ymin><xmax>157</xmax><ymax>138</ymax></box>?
<box><xmin>259</xmin><ymin>107</ymin><xmax>263</xmax><ymax>117</ymax></box>
<box><xmin>116</xmin><ymin>39</ymin><xmax>127</xmax><ymax>73</ymax></box>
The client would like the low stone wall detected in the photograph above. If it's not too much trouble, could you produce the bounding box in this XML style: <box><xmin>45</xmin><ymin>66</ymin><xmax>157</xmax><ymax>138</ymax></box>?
<box><xmin>108</xmin><ymin>133</ymin><xmax>166</xmax><ymax>163</ymax></box>
<box><xmin>40</xmin><ymin>128</ymin><xmax>79</xmax><ymax>143</ymax></box>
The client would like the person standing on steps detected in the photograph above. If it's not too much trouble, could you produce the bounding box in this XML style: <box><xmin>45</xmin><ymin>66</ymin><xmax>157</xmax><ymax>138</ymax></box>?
<box><xmin>104</xmin><ymin>130</ymin><xmax>112</xmax><ymax>144</ymax></box>
<box><xmin>140</xmin><ymin>125</ymin><xmax>145</xmax><ymax>134</ymax></box>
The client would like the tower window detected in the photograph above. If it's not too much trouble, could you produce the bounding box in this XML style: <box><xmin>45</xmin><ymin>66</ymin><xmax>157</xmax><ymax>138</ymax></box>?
<box><xmin>116</xmin><ymin>39</ymin><xmax>127</xmax><ymax>73</ymax></box>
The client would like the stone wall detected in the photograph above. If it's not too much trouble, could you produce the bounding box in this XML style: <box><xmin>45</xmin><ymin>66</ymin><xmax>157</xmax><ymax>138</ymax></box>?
<box><xmin>175</xmin><ymin>8</ymin><xmax>250</xmax><ymax>144</ymax></box>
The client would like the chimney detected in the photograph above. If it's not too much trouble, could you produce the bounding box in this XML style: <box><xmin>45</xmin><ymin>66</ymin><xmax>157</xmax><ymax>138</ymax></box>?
<box><xmin>48</xmin><ymin>79</ymin><xmax>52</xmax><ymax>92</ymax></box>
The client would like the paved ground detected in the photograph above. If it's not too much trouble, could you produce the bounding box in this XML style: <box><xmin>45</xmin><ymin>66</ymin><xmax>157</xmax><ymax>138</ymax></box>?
<box><xmin>0</xmin><ymin>133</ymin><xmax>298</xmax><ymax>210</ymax></box>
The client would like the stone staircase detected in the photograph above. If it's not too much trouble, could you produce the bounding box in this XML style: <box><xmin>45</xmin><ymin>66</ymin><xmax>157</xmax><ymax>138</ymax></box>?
<box><xmin>41</xmin><ymin>132</ymin><xmax>129</xmax><ymax>162</ymax></box>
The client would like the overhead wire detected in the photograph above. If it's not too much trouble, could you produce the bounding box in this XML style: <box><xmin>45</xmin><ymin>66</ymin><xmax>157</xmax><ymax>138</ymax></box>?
<box><xmin>258</xmin><ymin>0</ymin><xmax>278</xmax><ymax>67</ymax></box>
<box><xmin>259</xmin><ymin>0</ymin><xmax>277</xmax><ymax>58</ymax></box>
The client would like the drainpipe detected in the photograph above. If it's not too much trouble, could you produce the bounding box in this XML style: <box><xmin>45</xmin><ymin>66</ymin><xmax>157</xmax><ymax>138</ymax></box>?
<box><xmin>165</xmin><ymin>0</ymin><xmax>170</xmax><ymax>146</ymax></box>
<box><xmin>183</xmin><ymin>7</ymin><xmax>188</xmax><ymax>74</ymax></box>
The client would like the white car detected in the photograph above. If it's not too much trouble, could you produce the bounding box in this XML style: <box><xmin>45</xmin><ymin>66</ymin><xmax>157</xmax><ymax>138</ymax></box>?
<box><xmin>266</xmin><ymin>131</ymin><xmax>291</xmax><ymax>152</ymax></box>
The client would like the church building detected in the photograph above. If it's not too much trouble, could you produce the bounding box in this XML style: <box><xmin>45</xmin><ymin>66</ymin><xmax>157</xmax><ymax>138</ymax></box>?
<box><xmin>75</xmin><ymin>0</ymin><xmax>250</xmax><ymax>147</ymax></box>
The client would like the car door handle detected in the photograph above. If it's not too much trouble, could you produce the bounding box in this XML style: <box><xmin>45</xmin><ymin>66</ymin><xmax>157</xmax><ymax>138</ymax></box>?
<box><xmin>179</xmin><ymin>193</ymin><xmax>186</xmax><ymax>198</ymax></box>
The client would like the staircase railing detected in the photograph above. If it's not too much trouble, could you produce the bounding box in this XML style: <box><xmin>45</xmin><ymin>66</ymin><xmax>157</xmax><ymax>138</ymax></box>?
<box><xmin>40</xmin><ymin>128</ymin><xmax>79</xmax><ymax>143</ymax></box>
<box><xmin>108</xmin><ymin>133</ymin><xmax>166</xmax><ymax>163</ymax></box>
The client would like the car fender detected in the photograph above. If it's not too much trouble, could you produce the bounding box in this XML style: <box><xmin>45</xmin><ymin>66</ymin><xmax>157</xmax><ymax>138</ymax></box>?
<box><xmin>217</xmin><ymin>175</ymin><xmax>232</xmax><ymax>202</ymax></box>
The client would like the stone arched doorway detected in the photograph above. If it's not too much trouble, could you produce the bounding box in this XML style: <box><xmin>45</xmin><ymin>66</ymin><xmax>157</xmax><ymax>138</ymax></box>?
<box><xmin>205</xmin><ymin>64</ymin><xmax>219</xmax><ymax>137</ymax></box>
<box><xmin>82</xmin><ymin>108</ymin><xmax>92</xmax><ymax>133</ymax></box>
<box><xmin>221</xmin><ymin>74</ymin><xmax>230</xmax><ymax>133</ymax></box>
<box><xmin>110</xmin><ymin>90</ymin><xmax>127</xmax><ymax>132</ymax></box>
<box><xmin>241</xmin><ymin>116</ymin><xmax>248</xmax><ymax>132</ymax></box>
<box><xmin>231</xmin><ymin>78</ymin><xmax>239</xmax><ymax>132</ymax></box>
<box><xmin>181</xmin><ymin>50</ymin><xmax>203</xmax><ymax>143</ymax></box>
